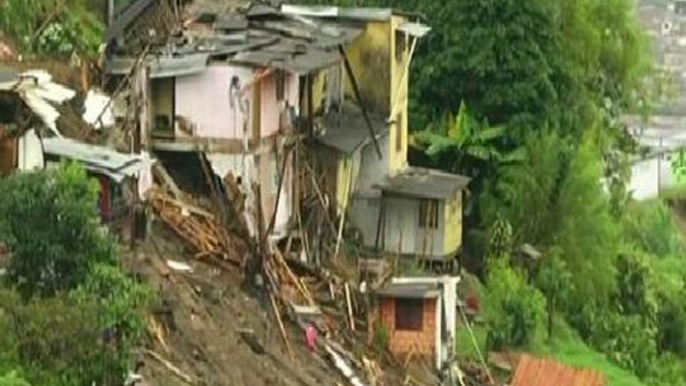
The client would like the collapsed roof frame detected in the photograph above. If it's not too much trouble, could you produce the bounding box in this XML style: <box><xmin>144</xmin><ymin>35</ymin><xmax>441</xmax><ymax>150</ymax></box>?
<box><xmin>105</xmin><ymin>1</ymin><xmax>430</xmax><ymax>162</ymax></box>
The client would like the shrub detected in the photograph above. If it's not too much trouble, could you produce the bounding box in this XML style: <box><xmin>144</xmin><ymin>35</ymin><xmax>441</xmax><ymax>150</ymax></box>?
<box><xmin>535</xmin><ymin>248</ymin><xmax>573</xmax><ymax>339</ymax></box>
<box><xmin>0</xmin><ymin>163</ymin><xmax>118</xmax><ymax>298</ymax></box>
<box><xmin>592</xmin><ymin>311</ymin><xmax>658</xmax><ymax>379</ymax></box>
<box><xmin>622</xmin><ymin>201</ymin><xmax>684</xmax><ymax>258</ymax></box>
<box><xmin>484</xmin><ymin>260</ymin><xmax>545</xmax><ymax>350</ymax></box>
<box><xmin>657</xmin><ymin>290</ymin><xmax>686</xmax><ymax>357</ymax></box>
<box><xmin>0</xmin><ymin>371</ymin><xmax>31</xmax><ymax>386</ymax></box>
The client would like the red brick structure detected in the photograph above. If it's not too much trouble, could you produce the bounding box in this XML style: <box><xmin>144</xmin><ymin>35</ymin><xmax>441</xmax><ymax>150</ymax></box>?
<box><xmin>377</xmin><ymin>283</ymin><xmax>440</xmax><ymax>360</ymax></box>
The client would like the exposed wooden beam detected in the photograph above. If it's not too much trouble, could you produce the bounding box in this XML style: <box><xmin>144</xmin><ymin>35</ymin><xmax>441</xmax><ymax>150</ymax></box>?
<box><xmin>338</xmin><ymin>45</ymin><xmax>383</xmax><ymax>160</ymax></box>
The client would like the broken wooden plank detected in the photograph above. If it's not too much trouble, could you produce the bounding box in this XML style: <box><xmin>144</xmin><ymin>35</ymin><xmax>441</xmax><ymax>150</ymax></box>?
<box><xmin>344</xmin><ymin>282</ymin><xmax>355</xmax><ymax>332</ymax></box>
<box><xmin>270</xmin><ymin>293</ymin><xmax>295</xmax><ymax>361</ymax></box>
<box><xmin>144</xmin><ymin>349</ymin><xmax>197</xmax><ymax>386</ymax></box>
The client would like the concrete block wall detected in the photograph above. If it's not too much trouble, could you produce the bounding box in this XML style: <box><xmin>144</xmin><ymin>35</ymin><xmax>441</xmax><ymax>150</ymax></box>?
<box><xmin>379</xmin><ymin>297</ymin><xmax>436</xmax><ymax>358</ymax></box>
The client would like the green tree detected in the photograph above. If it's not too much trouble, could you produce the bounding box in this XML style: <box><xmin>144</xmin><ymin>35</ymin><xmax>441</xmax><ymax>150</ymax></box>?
<box><xmin>480</xmin><ymin>130</ymin><xmax>568</xmax><ymax>246</ymax></box>
<box><xmin>413</xmin><ymin>102</ymin><xmax>523</xmax><ymax>175</ymax></box>
<box><xmin>484</xmin><ymin>259</ymin><xmax>546</xmax><ymax>350</ymax></box>
<box><xmin>0</xmin><ymin>163</ymin><xmax>118</xmax><ymax>298</ymax></box>
<box><xmin>535</xmin><ymin>249</ymin><xmax>573</xmax><ymax>339</ymax></box>
<box><xmin>556</xmin><ymin>136</ymin><xmax>619</xmax><ymax>303</ymax></box>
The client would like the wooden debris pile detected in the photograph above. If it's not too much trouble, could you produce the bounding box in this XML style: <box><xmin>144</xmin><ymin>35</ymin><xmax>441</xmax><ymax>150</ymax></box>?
<box><xmin>147</xmin><ymin>187</ymin><xmax>245</xmax><ymax>266</ymax></box>
<box><xmin>145</xmin><ymin>163</ymin><xmax>250</xmax><ymax>270</ymax></box>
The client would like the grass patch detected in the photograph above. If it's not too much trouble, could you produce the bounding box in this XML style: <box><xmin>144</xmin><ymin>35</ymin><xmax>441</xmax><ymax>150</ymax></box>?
<box><xmin>455</xmin><ymin>322</ymin><xmax>488</xmax><ymax>361</ymax></box>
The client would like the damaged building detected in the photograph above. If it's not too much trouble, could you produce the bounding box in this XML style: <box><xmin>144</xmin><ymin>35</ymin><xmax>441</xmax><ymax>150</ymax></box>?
<box><xmin>0</xmin><ymin>65</ymin><xmax>147</xmax><ymax>238</ymax></box>
<box><xmin>0</xmin><ymin>66</ymin><xmax>52</xmax><ymax>173</ymax></box>
<box><xmin>105</xmin><ymin>0</ymin><xmax>468</xmax><ymax>265</ymax></box>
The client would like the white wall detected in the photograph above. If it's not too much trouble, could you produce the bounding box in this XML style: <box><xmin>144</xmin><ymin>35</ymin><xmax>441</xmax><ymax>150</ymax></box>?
<box><xmin>206</xmin><ymin>150</ymin><xmax>292</xmax><ymax>237</ymax></box>
<box><xmin>629</xmin><ymin>155</ymin><xmax>675</xmax><ymax>200</ymax></box>
<box><xmin>349</xmin><ymin>195</ymin><xmax>445</xmax><ymax>257</ymax></box>
<box><xmin>17</xmin><ymin>129</ymin><xmax>44</xmax><ymax>171</ymax></box>
<box><xmin>354</xmin><ymin>135</ymin><xmax>390</xmax><ymax>195</ymax></box>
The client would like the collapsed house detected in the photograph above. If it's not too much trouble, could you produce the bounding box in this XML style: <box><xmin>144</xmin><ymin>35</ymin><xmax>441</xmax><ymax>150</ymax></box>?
<box><xmin>0</xmin><ymin>65</ymin><xmax>148</xmax><ymax>238</ymax></box>
<box><xmin>105</xmin><ymin>0</ymin><xmax>468</xmax><ymax>264</ymax></box>
<box><xmin>0</xmin><ymin>66</ymin><xmax>67</xmax><ymax>173</ymax></box>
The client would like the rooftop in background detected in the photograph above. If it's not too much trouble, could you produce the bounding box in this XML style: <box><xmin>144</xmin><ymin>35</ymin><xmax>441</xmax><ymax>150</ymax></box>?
<box><xmin>374</xmin><ymin>166</ymin><xmax>470</xmax><ymax>200</ymax></box>
<box><xmin>106</xmin><ymin>1</ymin><xmax>429</xmax><ymax>75</ymax></box>
<box><xmin>511</xmin><ymin>355</ymin><xmax>606</xmax><ymax>386</ymax></box>
<box><xmin>315</xmin><ymin>104</ymin><xmax>388</xmax><ymax>154</ymax></box>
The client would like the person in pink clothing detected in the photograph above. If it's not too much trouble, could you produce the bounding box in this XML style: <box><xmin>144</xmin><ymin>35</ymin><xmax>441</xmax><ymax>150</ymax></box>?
<box><xmin>305</xmin><ymin>324</ymin><xmax>318</xmax><ymax>352</ymax></box>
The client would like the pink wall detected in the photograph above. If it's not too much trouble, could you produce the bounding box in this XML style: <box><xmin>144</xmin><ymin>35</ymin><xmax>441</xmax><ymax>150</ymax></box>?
<box><xmin>175</xmin><ymin>65</ymin><xmax>253</xmax><ymax>139</ymax></box>
<box><xmin>260</xmin><ymin>73</ymin><xmax>299</xmax><ymax>137</ymax></box>
<box><xmin>175</xmin><ymin>65</ymin><xmax>300</xmax><ymax>140</ymax></box>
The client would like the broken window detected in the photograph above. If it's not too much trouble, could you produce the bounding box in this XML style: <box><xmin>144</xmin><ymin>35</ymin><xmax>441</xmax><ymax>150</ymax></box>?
<box><xmin>395</xmin><ymin>298</ymin><xmax>424</xmax><ymax>331</ymax></box>
<box><xmin>418</xmin><ymin>199</ymin><xmax>439</xmax><ymax>229</ymax></box>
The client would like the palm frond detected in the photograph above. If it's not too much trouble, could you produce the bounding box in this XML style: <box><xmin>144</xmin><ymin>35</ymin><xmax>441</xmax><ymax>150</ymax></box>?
<box><xmin>501</xmin><ymin>147</ymin><xmax>527</xmax><ymax>163</ymax></box>
<box><xmin>472</xmin><ymin>125</ymin><xmax>507</xmax><ymax>143</ymax></box>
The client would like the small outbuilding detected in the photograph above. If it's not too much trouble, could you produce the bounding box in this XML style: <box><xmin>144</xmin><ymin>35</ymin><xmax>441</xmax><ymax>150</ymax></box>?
<box><xmin>376</xmin><ymin>276</ymin><xmax>460</xmax><ymax>370</ymax></box>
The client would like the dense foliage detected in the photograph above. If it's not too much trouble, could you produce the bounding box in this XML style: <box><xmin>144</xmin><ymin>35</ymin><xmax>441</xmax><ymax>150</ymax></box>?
<box><xmin>484</xmin><ymin>259</ymin><xmax>546</xmax><ymax>350</ymax></box>
<box><xmin>0</xmin><ymin>163</ymin><xmax>117</xmax><ymax>298</ymax></box>
<box><xmin>0</xmin><ymin>164</ymin><xmax>151</xmax><ymax>386</ymax></box>
<box><xmin>297</xmin><ymin>0</ymin><xmax>686</xmax><ymax>384</ymax></box>
<box><xmin>0</xmin><ymin>0</ymin><xmax>109</xmax><ymax>58</ymax></box>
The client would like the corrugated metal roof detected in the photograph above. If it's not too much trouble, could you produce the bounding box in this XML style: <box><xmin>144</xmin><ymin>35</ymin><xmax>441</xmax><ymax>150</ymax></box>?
<box><xmin>149</xmin><ymin>54</ymin><xmax>210</xmax><ymax>78</ymax></box>
<box><xmin>377</xmin><ymin>282</ymin><xmax>440</xmax><ymax>299</ymax></box>
<box><xmin>280</xmin><ymin>5</ymin><xmax>393</xmax><ymax>21</ymax></box>
<box><xmin>42</xmin><ymin>137</ymin><xmax>143</xmax><ymax>182</ymax></box>
<box><xmin>106</xmin><ymin>54</ymin><xmax>210</xmax><ymax>78</ymax></box>
<box><xmin>106</xmin><ymin>1</ymin><xmax>427</xmax><ymax>77</ymax></box>
<box><xmin>511</xmin><ymin>356</ymin><xmax>606</xmax><ymax>386</ymax></box>
<box><xmin>375</xmin><ymin>167</ymin><xmax>470</xmax><ymax>200</ymax></box>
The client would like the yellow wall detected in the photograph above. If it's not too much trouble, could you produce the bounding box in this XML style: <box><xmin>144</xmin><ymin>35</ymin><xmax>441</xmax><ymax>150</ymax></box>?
<box><xmin>336</xmin><ymin>156</ymin><xmax>354</xmax><ymax>215</ymax></box>
<box><xmin>443</xmin><ymin>191</ymin><xmax>463</xmax><ymax>254</ymax></box>
<box><xmin>344</xmin><ymin>16</ymin><xmax>410</xmax><ymax>175</ymax></box>
<box><xmin>388</xmin><ymin>15</ymin><xmax>410</xmax><ymax>175</ymax></box>
<box><xmin>344</xmin><ymin>21</ymin><xmax>392</xmax><ymax>115</ymax></box>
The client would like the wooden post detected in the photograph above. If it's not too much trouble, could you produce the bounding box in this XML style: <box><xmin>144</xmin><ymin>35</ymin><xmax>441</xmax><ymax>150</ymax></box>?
<box><xmin>307</xmin><ymin>73</ymin><xmax>314</xmax><ymax>137</ymax></box>
<box><xmin>345</xmin><ymin>282</ymin><xmax>356</xmax><ymax>331</ymax></box>
<box><xmin>338</xmin><ymin>45</ymin><xmax>382</xmax><ymax>159</ymax></box>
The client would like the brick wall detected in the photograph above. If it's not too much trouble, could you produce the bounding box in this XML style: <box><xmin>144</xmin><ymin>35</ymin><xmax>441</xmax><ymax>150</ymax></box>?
<box><xmin>379</xmin><ymin>297</ymin><xmax>436</xmax><ymax>358</ymax></box>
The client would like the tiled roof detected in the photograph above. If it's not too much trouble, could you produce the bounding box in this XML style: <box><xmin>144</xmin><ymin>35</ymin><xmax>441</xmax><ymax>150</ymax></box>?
<box><xmin>511</xmin><ymin>355</ymin><xmax>606</xmax><ymax>386</ymax></box>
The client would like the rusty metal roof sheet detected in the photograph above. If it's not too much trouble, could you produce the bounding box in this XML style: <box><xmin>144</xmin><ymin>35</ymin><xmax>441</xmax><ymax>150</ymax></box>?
<box><xmin>511</xmin><ymin>355</ymin><xmax>606</xmax><ymax>386</ymax></box>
